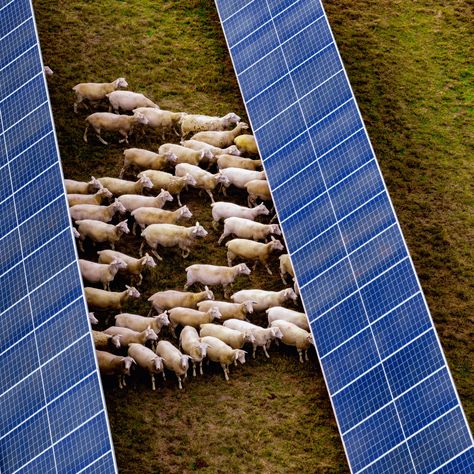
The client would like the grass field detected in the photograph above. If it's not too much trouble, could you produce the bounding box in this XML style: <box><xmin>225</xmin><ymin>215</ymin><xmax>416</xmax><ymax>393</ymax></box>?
<box><xmin>33</xmin><ymin>0</ymin><xmax>472</xmax><ymax>472</ymax></box>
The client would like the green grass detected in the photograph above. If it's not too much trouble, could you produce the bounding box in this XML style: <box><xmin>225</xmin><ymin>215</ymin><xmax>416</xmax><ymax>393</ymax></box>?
<box><xmin>33</xmin><ymin>0</ymin><xmax>472</xmax><ymax>471</ymax></box>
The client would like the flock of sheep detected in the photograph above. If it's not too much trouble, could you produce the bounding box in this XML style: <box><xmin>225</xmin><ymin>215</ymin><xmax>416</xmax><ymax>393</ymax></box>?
<box><xmin>65</xmin><ymin>77</ymin><xmax>314</xmax><ymax>390</ymax></box>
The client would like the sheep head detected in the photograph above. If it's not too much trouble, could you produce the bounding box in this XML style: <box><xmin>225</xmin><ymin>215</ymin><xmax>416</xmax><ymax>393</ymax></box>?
<box><xmin>125</xmin><ymin>285</ymin><xmax>140</xmax><ymax>298</ymax></box>
<box><xmin>192</xmin><ymin>222</ymin><xmax>208</xmax><ymax>238</ymax></box>
<box><xmin>157</xmin><ymin>189</ymin><xmax>173</xmax><ymax>203</ymax></box>
<box><xmin>236</xmin><ymin>263</ymin><xmax>251</xmax><ymax>276</ymax></box>
<box><xmin>209</xmin><ymin>307</ymin><xmax>222</xmax><ymax>320</ymax></box>
<box><xmin>114</xmin><ymin>77</ymin><xmax>128</xmax><ymax>88</ymax></box>
<box><xmin>179</xmin><ymin>205</ymin><xmax>193</xmax><ymax>219</ymax></box>
<box><xmin>116</xmin><ymin>220</ymin><xmax>130</xmax><ymax>235</ymax></box>
<box><xmin>204</xmin><ymin>286</ymin><xmax>214</xmax><ymax>300</ymax></box>
<box><xmin>143</xmin><ymin>253</ymin><xmax>156</xmax><ymax>268</ymax></box>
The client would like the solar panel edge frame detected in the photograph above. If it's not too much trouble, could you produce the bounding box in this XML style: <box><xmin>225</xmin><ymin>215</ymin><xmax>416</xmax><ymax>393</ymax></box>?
<box><xmin>24</xmin><ymin>2</ymin><xmax>119</xmax><ymax>471</ymax></box>
<box><xmin>213</xmin><ymin>1</ymin><xmax>474</xmax><ymax>472</ymax></box>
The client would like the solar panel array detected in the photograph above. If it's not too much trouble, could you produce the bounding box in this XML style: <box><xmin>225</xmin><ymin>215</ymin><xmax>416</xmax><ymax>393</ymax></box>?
<box><xmin>0</xmin><ymin>0</ymin><xmax>117</xmax><ymax>472</ymax></box>
<box><xmin>215</xmin><ymin>1</ymin><xmax>474</xmax><ymax>472</ymax></box>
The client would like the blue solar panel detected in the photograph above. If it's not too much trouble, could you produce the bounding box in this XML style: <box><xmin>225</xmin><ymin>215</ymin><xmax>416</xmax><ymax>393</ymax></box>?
<box><xmin>215</xmin><ymin>1</ymin><xmax>474</xmax><ymax>472</ymax></box>
<box><xmin>0</xmin><ymin>1</ymin><xmax>116</xmax><ymax>472</ymax></box>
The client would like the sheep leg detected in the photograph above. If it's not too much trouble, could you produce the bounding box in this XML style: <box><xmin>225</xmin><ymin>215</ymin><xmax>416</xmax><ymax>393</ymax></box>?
<box><xmin>118</xmin><ymin>375</ymin><xmax>123</xmax><ymax>389</ymax></box>
<box><xmin>151</xmin><ymin>374</ymin><xmax>156</xmax><ymax>391</ymax></box>
<box><xmin>83</xmin><ymin>123</ymin><xmax>89</xmax><ymax>143</ymax></box>
<box><xmin>181</xmin><ymin>248</ymin><xmax>190</xmax><ymax>259</ymax></box>
<box><xmin>139</xmin><ymin>241</ymin><xmax>145</xmax><ymax>256</ymax></box>
<box><xmin>227</xmin><ymin>251</ymin><xmax>234</xmax><ymax>267</ymax></box>
<box><xmin>199</xmin><ymin>361</ymin><xmax>204</xmax><ymax>375</ymax></box>
<box><xmin>252</xmin><ymin>261</ymin><xmax>258</xmax><ymax>271</ymax></box>
<box><xmin>133</xmin><ymin>221</ymin><xmax>137</xmax><ymax>236</ymax></box>
<box><xmin>162</xmin><ymin>371</ymin><xmax>166</xmax><ymax>381</ymax></box>
<box><xmin>298</xmin><ymin>349</ymin><xmax>304</xmax><ymax>364</ymax></box>
<box><xmin>212</xmin><ymin>220</ymin><xmax>219</xmax><ymax>231</ymax></box>
<box><xmin>304</xmin><ymin>349</ymin><xmax>309</xmax><ymax>362</ymax></box>
<box><xmin>223</xmin><ymin>284</ymin><xmax>231</xmax><ymax>299</ymax></box>
<box><xmin>264</xmin><ymin>263</ymin><xmax>273</xmax><ymax>275</ymax></box>
<box><xmin>170</xmin><ymin>324</ymin><xmax>177</xmax><ymax>338</ymax></box>
<box><xmin>192</xmin><ymin>362</ymin><xmax>196</xmax><ymax>377</ymax></box>
<box><xmin>119</xmin><ymin>165</ymin><xmax>126</xmax><ymax>179</ymax></box>
<box><xmin>177</xmin><ymin>375</ymin><xmax>183</xmax><ymax>390</ymax></box>
<box><xmin>263</xmin><ymin>345</ymin><xmax>271</xmax><ymax>359</ymax></box>
<box><xmin>118</xmin><ymin>131</ymin><xmax>129</xmax><ymax>144</ymax></box>
<box><xmin>217</xmin><ymin>231</ymin><xmax>228</xmax><ymax>245</ymax></box>
<box><xmin>252</xmin><ymin>344</ymin><xmax>257</xmax><ymax>359</ymax></box>
<box><xmin>280</xmin><ymin>272</ymin><xmax>287</xmax><ymax>285</ymax></box>
<box><xmin>221</xmin><ymin>364</ymin><xmax>229</xmax><ymax>382</ymax></box>
<box><xmin>96</xmin><ymin>129</ymin><xmax>109</xmax><ymax>145</ymax></box>
<box><xmin>151</xmin><ymin>249</ymin><xmax>163</xmax><ymax>262</ymax></box>
<box><xmin>206</xmin><ymin>190</ymin><xmax>215</xmax><ymax>203</ymax></box>
<box><xmin>78</xmin><ymin>238</ymin><xmax>85</xmax><ymax>253</ymax></box>
<box><xmin>177</xmin><ymin>193</ymin><xmax>182</xmax><ymax>207</ymax></box>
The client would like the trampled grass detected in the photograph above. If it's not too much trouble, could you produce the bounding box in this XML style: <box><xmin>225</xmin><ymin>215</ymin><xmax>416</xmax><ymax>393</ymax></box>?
<box><xmin>33</xmin><ymin>0</ymin><xmax>472</xmax><ymax>472</ymax></box>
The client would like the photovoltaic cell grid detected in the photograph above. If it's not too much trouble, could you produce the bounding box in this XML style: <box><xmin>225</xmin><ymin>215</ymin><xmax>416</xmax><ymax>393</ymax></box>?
<box><xmin>215</xmin><ymin>1</ymin><xmax>474</xmax><ymax>472</ymax></box>
<box><xmin>0</xmin><ymin>0</ymin><xmax>117</xmax><ymax>472</ymax></box>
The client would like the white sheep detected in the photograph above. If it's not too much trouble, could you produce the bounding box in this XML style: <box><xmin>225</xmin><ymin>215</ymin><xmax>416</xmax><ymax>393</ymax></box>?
<box><xmin>79</xmin><ymin>258</ymin><xmax>127</xmax><ymax>290</ymax></box>
<box><xmin>226</xmin><ymin>237</ymin><xmax>284</xmax><ymax>275</ymax></box>
<box><xmin>75</xmin><ymin>219</ymin><xmax>129</xmax><ymax>251</ymax></box>
<box><xmin>131</xmin><ymin>205</ymin><xmax>192</xmax><ymax>234</ymax></box>
<box><xmin>179</xmin><ymin>326</ymin><xmax>209</xmax><ymax>377</ymax></box>
<box><xmin>168</xmin><ymin>307</ymin><xmax>221</xmax><ymax>337</ymax></box>
<box><xmin>175</xmin><ymin>163</ymin><xmax>229</xmax><ymax>203</ymax></box>
<box><xmin>84</xmin><ymin>285</ymin><xmax>140</xmax><ymax>311</ymax></box>
<box><xmin>104</xmin><ymin>326</ymin><xmax>158</xmax><ymax>349</ymax></box>
<box><xmin>72</xmin><ymin>77</ymin><xmax>128</xmax><ymax>113</ymax></box>
<box><xmin>97</xmin><ymin>249</ymin><xmax>156</xmax><ymax>286</ymax></box>
<box><xmin>218</xmin><ymin>217</ymin><xmax>281</xmax><ymax>244</ymax></box>
<box><xmin>133</xmin><ymin>108</ymin><xmax>184</xmax><ymax>139</ymax></box>
<box><xmin>200</xmin><ymin>336</ymin><xmax>246</xmax><ymax>381</ymax></box>
<box><xmin>117</xmin><ymin>189</ymin><xmax>173</xmax><ymax>212</ymax></box>
<box><xmin>83</xmin><ymin>111</ymin><xmax>149</xmax><ymax>145</ymax></box>
<box><xmin>67</xmin><ymin>187</ymin><xmax>113</xmax><ymax>207</ymax></box>
<box><xmin>69</xmin><ymin>201</ymin><xmax>126</xmax><ymax>223</ymax></box>
<box><xmin>246</xmin><ymin>179</ymin><xmax>272</xmax><ymax>207</ymax></box>
<box><xmin>217</xmin><ymin>154</ymin><xmax>262</xmax><ymax>171</ymax></box>
<box><xmin>223</xmin><ymin>319</ymin><xmax>283</xmax><ymax>359</ymax></box>
<box><xmin>220</xmin><ymin>168</ymin><xmax>266</xmax><ymax>192</ymax></box>
<box><xmin>279</xmin><ymin>254</ymin><xmax>295</xmax><ymax>285</ymax></box>
<box><xmin>159</xmin><ymin>143</ymin><xmax>212</xmax><ymax>166</ymax></box>
<box><xmin>140</xmin><ymin>222</ymin><xmax>207</xmax><ymax>260</ymax></box>
<box><xmin>234</xmin><ymin>134</ymin><xmax>258</xmax><ymax>155</ymax></box>
<box><xmin>231</xmin><ymin>288</ymin><xmax>298</xmax><ymax>312</ymax></box>
<box><xmin>200</xmin><ymin>323</ymin><xmax>255</xmax><ymax>352</ymax></box>
<box><xmin>147</xmin><ymin>287</ymin><xmax>214</xmax><ymax>315</ymax></box>
<box><xmin>137</xmin><ymin>170</ymin><xmax>196</xmax><ymax>206</ymax></box>
<box><xmin>180</xmin><ymin>139</ymin><xmax>241</xmax><ymax>158</ymax></box>
<box><xmin>184</xmin><ymin>263</ymin><xmax>251</xmax><ymax>298</ymax></box>
<box><xmin>96</xmin><ymin>351</ymin><xmax>135</xmax><ymax>389</ymax></box>
<box><xmin>266</xmin><ymin>307</ymin><xmax>309</xmax><ymax>331</ymax></box>
<box><xmin>211</xmin><ymin>202</ymin><xmax>269</xmax><ymax>229</ymax></box>
<box><xmin>190</xmin><ymin>122</ymin><xmax>249</xmax><ymax>148</ymax></box>
<box><xmin>128</xmin><ymin>343</ymin><xmax>164</xmax><ymax>390</ymax></box>
<box><xmin>115</xmin><ymin>312</ymin><xmax>170</xmax><ymax>336</ymax></box>
<box><xmin>92</xmin><ymin>330</ymin><xmax>122</xmax><ymax>350</ymax></box>
<box><xmin>197</xmin><ymin>300</ymin><xmax>254</xmax><ymax>322</ymax></box>
<box><xmin>155</xmin><ymin>340</ymin><xmax>192</xmax><ymax>389</ymax></box>
<box><xmin>270</xmin><ymin>320</ymin><xmax>313</xmax><ymax>363</ymax></box>
<box><xmin>180</xmin><ymin>112</ymin><xmax>241</xmax><ymax>137</ymax></box>
<box><xmin>120</xmin><ymin>148</ymin><xmax>177</xmax><ymax>178</ymax></box>
<box><xmin>89</xmin><ymin>312</ymin><xmax>99</xmax><ymax>325</ymax></box>
<box><xmin>64</xmin><ymin>176</ymin><xmax>102</xmax><ymax>194</ymax></box>
<box><xmin>44</xmin><ymin>66</ymin><xmax>53</xmax><ymax>77</ymax></box>
<box><xmin>98</xmin><ymin>176</ymin><xmax>153</xmax><ymax>196</ymax></box>
<box><xmin>107</xmin><ymin>91</ymin><xmax>159</xmax><ymax>113</ymax></box>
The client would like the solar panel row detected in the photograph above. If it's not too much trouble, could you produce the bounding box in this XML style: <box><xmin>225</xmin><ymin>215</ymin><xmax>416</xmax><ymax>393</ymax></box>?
<box><xmin>0</xmin><ymin>0</ymin><xmax>116</xmax><ymax>472</ymax></box>
<box><xmin>215</xmin><ymin>0</ymin><xmax>473</xmax><ymax>472</ymax></box>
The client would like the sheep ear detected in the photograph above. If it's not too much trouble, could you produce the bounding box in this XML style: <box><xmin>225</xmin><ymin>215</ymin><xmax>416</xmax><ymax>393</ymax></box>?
<box><xmin>146</xmin><ymin>325</ymin><xmax>151</xmax><ymax>330</ymax></box>
<box><xmin>195</xmin><ymin>221</ymin><xmax>200</xmax><ymax>227</ymax></box>
<box><xmin>271</xmin><ymin>236</ymin><xmax>276</xmax><ymax>241</ymax></box>
<box><xmin>204</xmin><ymin>286</ymin><xmax>209</xmax><ymax>291</ymax></box>
<box><xmin>125</xmin><ymin>285</ymin><xmax>130</xmax><ymax>290</ymax></box>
